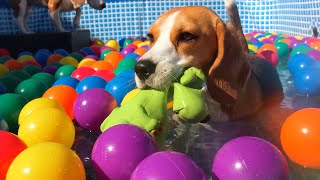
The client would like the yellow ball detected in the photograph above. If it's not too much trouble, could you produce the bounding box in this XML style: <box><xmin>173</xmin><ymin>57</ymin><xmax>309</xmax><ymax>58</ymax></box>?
<box><xmin>106</xmin><ymin>39</ymin><xmax>120</xmax><ymax>51</ymax></box>
<box><xmin>18</xmin><ymin>108</ymin><xmax>75</xmax><ymax>148</ymax></box>
<box><xmin>253</xmin><ymin>33</ymin><xmax>262</xmax><ymax>38</ymax></box>
<box><xmin>295</xmin><ymin>35</ymin><xmax>303</xmax><ymax>40</ymax></box>
<box><xmin>258</xmin><ymin>37</ymin><xmax>267</xmax><ymax>41</ymax></box>
<box><xmin>59</xmin><ymin>56</ymin><xmax>79</xmax><ymax>67</ymax></box>
<box><xmin>93</xmin><ymin>39</ymin><xmax>104</xmax><ymax>47</ymax></box>
<box><xmin>6</xmin><ymin>142</ymin><xmax>85</xmax><ymax>180</ymax></box>
<box><xmin>17</xmin><ymin>55</ymin><xmax>36</xmax><ymax>63</ymax></box>
<box><xmin>121</xmin><ymin>89</ymin><xmax>141</xmax><ymax>105</ymax></box>
<box><xmin>0</xmin><ymin>64</ymin><xmax>9</xmax><ymax>76</ymax></box>
<box><xmin>248</xmin><ymin>44</ymin><xmax>258</xmax><ymax>53</ymax></box>
<box><xmin>78</xmin><ymin>58</ymin><xmax>95</xmax><ymax>68</ymax></box>
<box><xmin>137</xmin><ymin>42</ymin><xmax>150</xmax><ymax>48</ymax></box>
<box><xmin>19</xmin><ymin>98</ymin><xmax>64</xmax><ymax>125</ymax></box>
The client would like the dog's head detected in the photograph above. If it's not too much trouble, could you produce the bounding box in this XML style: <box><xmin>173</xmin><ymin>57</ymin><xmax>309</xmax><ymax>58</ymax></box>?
<box><xmin>87</xmin><ymin>0</ymin><xmax>106</xmax><ymax>10</ymax></box>
<box><xmin>134</xmin><ymin>6</ymin><xmax>250</xmax><ymax>105</ymax></box>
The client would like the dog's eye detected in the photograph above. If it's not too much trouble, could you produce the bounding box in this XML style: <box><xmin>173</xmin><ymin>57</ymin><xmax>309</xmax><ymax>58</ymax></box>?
<box><xmin>178</xmin><ymin>32</ymin><xmax>197</xmax><ymax>42</ymax></box>
<box><xmin>147</xmin><ymin>33</ymin><xmax>154</xmax><ymax>43</ymax></box>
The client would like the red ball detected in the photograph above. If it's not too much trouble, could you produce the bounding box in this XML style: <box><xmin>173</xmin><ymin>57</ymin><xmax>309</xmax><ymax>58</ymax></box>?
<box><xmin>0</xmin><ymin>48</ymin><xmax>11</xmax><ymax>57</ymax></box>
<box><xmin>71</xmin><ymin>67</ymin><xmax>96</xmax><ymax>80</ymax></box>
<box><xmin>0</xmin><ymin>131</ymin><xmax>27</xmax><ymax>179</ymax></box>
<box><xmin>4</xmin><ymin>59</ymin><xmax>23</xmax><ymax>70</ymax></box>
<box><xmin>90</xmin><ymin>45</ymin><xmax>101</xmax><ymax>56</ymax></box>
<box><xmin>93</xmin><ymin>70</ymin><xmax>115</xmax><ymax>82</ymax></box>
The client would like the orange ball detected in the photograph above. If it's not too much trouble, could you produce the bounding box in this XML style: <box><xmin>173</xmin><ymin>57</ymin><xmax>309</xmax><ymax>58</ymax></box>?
<box><xmin>134</xmin><ymin>48</ymin><xmax>148</xmax><ymax>56</ymax></box>
<box><xmin>4</xmin><ymin>59</ymin><xmax>23</xmax><ymax>70</ymax></box>
<box><xmin>280</xmin><ymin>108</ymin><xmax>320</xmax><ymax>169</ymax></box>
<box><xmin>133</xmin><ymin>40</ymin><xmax>142</xmax><ymax>45</ymax></box>
<box><xmin>42</xmin><ymin>85</ymin><xmax>78</xmax><ymax>120</ymax></box>
<box><xmin>47</xmin><ymin>54</ymin><xmax>63</xmax><ymax>64</ymax></box>
<box><xmin>90</xmin><ymin>61</ymin><xmax>114</xmax><ymax>72</ymax></box>
<box><xmin>311</xmin><ymin>42</ymin><xmax>320</xmax><ymax>50</ymax></box>
<box><xmin>79</xmin><ymin>60</ymin><xmax>96</xmax><ymax>68</ymax></box>
<box><xmin>104</xmin><ymin>51</ymin><xmax>123</xmax><ymax>68</ymax></box>
<box><xmin>258</xmin><ymin>44</ymin><xmax>278</xmax><ymax>54</ymax></box>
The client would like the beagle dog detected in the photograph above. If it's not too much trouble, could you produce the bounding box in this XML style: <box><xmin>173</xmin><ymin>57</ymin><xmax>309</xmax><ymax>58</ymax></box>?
<box><xmin>134</xmin><ymin>0</ymin><xmax>284</xmax><ymax>122</ymax></box>
<box><xmin>11</xmin><ymin>0</ymin><xmax>105</xmax><ymax>34</ymax></box>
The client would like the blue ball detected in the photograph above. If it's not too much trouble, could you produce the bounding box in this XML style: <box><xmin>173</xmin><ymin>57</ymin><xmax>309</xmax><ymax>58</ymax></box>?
<box><xmin>253</xmin><ymin>41</ymin><xmax>264</xmax><ymax>49</ymax></box>
<box><xmin>76</xmin><ymin>76</ymin><xmax>107</xmax><ymax>94</ymax></box>
<box><xmin>38</xmin><ymin>49</ymin><xmax>52</xmax><ymax>56</ymax></box>
<box><xmin>0</xmin><ymin>83</ymin><xmax>6</xmax><ymax>95</ymax></box>
<box><xmin>105</xmin><ymin>76</ymin><xmax>136</xmax><ymax>105</ymax></box>
<box><xmin>80</xmin><ymin>47</ymin><xmax>95</xmax><ymax>56</ymax></box>
<box><xmin>54</xmin><ymin>49</ymin><xmax>69</xmax><ymax>57</ymax></box>
<box><xmin>17</xmin><ymin>51</ymin><xmax>33</xmax><ymax>58</ymax></box>
<box><xmin>35</xmin><ymin>50</ymin><xmax>51</xmax><ymax>67</ymax></box>
<box><xmin>125</xmin><ymin>53</ymin><xmax>140</xmax><ymax>60</ymax></box>
<box><xmin>119</xmin><ymin>37</ymin><xmax>127</xmax><ymax>47</ymax></box>
<box><xmin>294</xmin><ymin>64</ymin><xmax>320</xmax><ymax>96</ymax></box>
<box><xmin>288</xmin><ymin>54</ymin><xmax>316</xmax><ymax>75</ymax></box>
<box><xmin>53</xmin><ymin>76</ymin><xmax>79</xmax><ymax>89</ymax></box>
<box><xmin>117</xmin><ymin>69</ymin><xmax>135</xmax><ymax>79</ymax></box>
<box><xmin>295</xmin><ymin>43</ymin><xmax>310</xmax><ymax>48</ymax></box>
<box><xmin>0</xmin><ymin>115</ymin><xmax>8</xmax><ymax>131</ymax></box>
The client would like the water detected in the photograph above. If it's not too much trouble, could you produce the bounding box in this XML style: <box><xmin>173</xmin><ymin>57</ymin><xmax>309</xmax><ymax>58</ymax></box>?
<box><xmin>73</xmin><ymin>61</ymin><xmax>320</xmax><ymax>180</ymax></box>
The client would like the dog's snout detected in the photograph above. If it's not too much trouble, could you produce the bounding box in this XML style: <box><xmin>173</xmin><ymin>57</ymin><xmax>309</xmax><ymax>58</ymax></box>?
<box><xmin>134</xmin><ymin>60</ymin><xmax>156</xmax><ymax>81</ymax></box>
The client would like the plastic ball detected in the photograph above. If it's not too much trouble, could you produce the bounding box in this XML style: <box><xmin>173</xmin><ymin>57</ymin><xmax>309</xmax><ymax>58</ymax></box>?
<box><xmin>4</xmin><ymin>59</ymin><xmax>23</xmax><ymax>70</ymax></box>
<box><xmin>100</xmin><ymin>49</ymin><xmax>114</xmax><ymax>60</ymax></box>
<box><xmin>22</xmin><ymin>60</ymin><xmax>42</xmax><ymax>68</ymax></box>
<box><xmin>92</xmin><ymin>124</ymin><xmax>158</xmax><ymax>180</ymax></box>
<box><xmin>19</xmin><ymin>97</ymin><xmax>64</xmax><ymax>125</ymax></box>
<box><xmin>280</xmin><ymin>39</ymin><xmax>291</xmax><ymax>46</ymax></box>
<box><xmin>6</xmin><ymin>142</ymin><xmax>85</xmax><ymax>180</ymax></box>
<box><xmin>53</xmin><ymin>49</ymin><xmax>69</xmax><ymax>56</ymax></box>
<box><xmin>289</xmin><ymin>39</ymin><xmax>302</xmax><ymax>49</ymax></box>
<box><xmin>258</xmin><ymin>43</ymin><xmax>277</xmax><ymax>54</ymax></box>
<box><xmin>17</xmin><ymin>51</ymin><xmax>33</xmax><ymax>58</ymax></box>
<box><xmin>126</xmin><ymin>44</ymin><xmax>138</xmax><ymax>50</ymax></box>
<box><xmin>71</xmin><ymin>67</ymin><xmax>96</xmax><ymax>80</ymax></box>
<box><xmin>258</xmin><ymin>50</ymin><xmax>279</xmax><ymax>67</ymax></box>
<box><xmin>0</xmin><ymin>75</ymin><xmax>22</xmax><ymax>93</ymax></box>
<box><xmin>0</xmin><ymin>131</ymin><xmax>27</xmax><ymax>180</ymax></box>
<box><xmin>114</xmin><ymin>65</ymin><xmax>134</xmax><ymax>75</ymax></box>
<box><xmin>47</xmin><ymin>61</ymin><xmax>63</xmax><ymax>68</ymax></box>
<box><xmin>131</xmin><ymin>151</ymin><xmax>205</xmax><ymax>180</ymax></box>
<box><xmin>253</xmin><ymin>41</ymin><xmax>264</xmax><ymax>49</ymax></box>
<box><xmin>119</xmin><ymin>37</ymin><xmax>126</xmax><ymax>47</ymax></box>
<box><xmin>85</xmin><ymin>55</ymin><xmax>99</xmax><ymax>60</ymax></box>
<box><xmin>46</xmin><ymin>54</ymin><xmax>63</xmax><ymax>64</ymax></box>
<box><xmin>38</xmin><ymin>49</ymin><xmax>52</xmax><ymax>56</ymax></box>
<box><xmin>290</xmin><ymin>46</ymin><xmax>312</xmax><ymax>57</ymax></box>
<box><xmin>31</xmin><ymin>72</ymin><xmax>56</xmax><ymax>87</ymax></box>
<box><xmin>43</xmin><ymin>85</ymin><xmax>78</xmax><ymax>119</ymax></box>
<box><xmin>306</xmin><ymin>38</ymin><xmax>320</xmax><ymax>46</ymax></box>
<box><xmin>69</xmin><ymin>52</ymin><xmax>84</xmax><ymax>62</ymax></box>
<box><xmin>53</xmin><ymin>76</ymin><xmax>79</xmax><ymax>89</ymax></box>
<box><xmin>0</xmin><ymin>55</ymin><xmax>12</xmax><ymax>63</ymax></box>
<box><xmin>294</xmin><ymin>65</ymin><xmax>320</xmax><ymax>96</ymax></box>
<box><xmin>76</xmin><ymin>76</ymin><xmax>107</xmax><ymax>94</ymax></box>
<box><xmin>212</xmin><ymin>136</ymin><xmax>289</xmax><ymax>180</ymax></box>
<box><xmin>307</xmin><ymin>50</ymin><xmax>320</xmax><ymax>61</ymax></box>
<box><xmin>105</xmin><ymin>76</ymin><xmax>136</xmax><ymax>105</ymax></box>
<box><xmin>92</xmin><ymin>38</ymin><xmax>105</xmax><ymax>47</ymax></box>
<box><xmin>90</xmin><ymin>45</ymin><xmax>101</xmax><ymax>56</ymax></box>
<box><xmin>90</xmin><ymin>61</ymin><xmax>114</xmax><ymax>72</ymax></box>
<box><xmin>42</xmin><ymin>65</ymin><xmax>58</xmax><ymax>75</ymax></box>
<box><xmin>117</xmin><ymin>57</ymin><xmax>137</xmax><ymax>69</ymax></box>
<box><xmin>15</xmin><ymin>79</ymin><xmax>48</xmax><ymax>101</ymax></box>
<box><xmin>8</xmin><ymin>70</ymin><xmax>31</xmax><ymax>81</ymax></box>
<box><xmin>55</xmin><ymin>65</ymin><xmax>76</xmax><ymax>79</ymax></box>
<box><xmin>311</xmin><ymin>41</ymin><xmax>320</xmax><ymax>50</ymax></box>
<box><xmin>0</xmin><ymin>83</ymin><xmax>6</xmax><ymax>95</ymax></box>
<box><xmin>106</xmin><ymin>39</ymin><xmax>120</xmax><ymax>51</ymax></box>
<box><xmin>288</xmin><ymin>54</ymin><xmax>316</xmax><ymax>75</ymax></box>
<box><xmin>248</xmin><ymin>44</ymin><xmax>258</xmax><ymax>53</ymax></box>
<box><xmin>92</xmin><ymin>70</ymin><xmax>115</xmax><ymax>81</ymax></box>
<box><xmin>80</xmin><ymin>47</ymin><xmax>95</xmax><ymax>56</ymax></box>
<box><xmin>73</xmin><ymin>88</ymin><xmax>117</xmax><ymax>131</ymax></box>
<box><xmin>275</xmin><ymin>42</ymin><xmax>290</xmax><ymax>60</ymax></box>
<box><xmin>0</xmin><ymin>93</ymin><xmax>28</xmax><ymax>133</ymax></box>
<box><xmin>18</xmin><ymin>108</ymin><xmax>75</xmax><ymax>147</ymax></box>
<box><xmin>121</xmin><ymin>47</ymin><xmax>136</xmax><ymax>57</ymax></box>
<box><xmin>0</xmin><ymin>48</ymin><xmax>11</xmax><ymax>56</ymax></box>
<box><xmin>123</xmin><ymin>38</ymin><xmax>134</xmax><ymax>48</ymax></box>
<box><xmin>77</xmin><ymin>58</ymin><xmax>96</xmax><ymax>68</ymax></box>
<box><xmin>281</xmin><ymin>108</ymin><xmax>320</xmax><ymax>169</ymax></box>
<box><xmin>34</xmin><ymin>50</ymin><xmax>50</xmax><ymax>66</ymax></box>
<box><xmin>22</xmin><ymin>65</ymin><xmax>41</xmax><ymax>75</ymax></box>
<box><xmin>0</xmin><ymin>64</ymin><xmax>9</xmax><ymax>76</ymax></box>
<box><xmin>117</xmin><ymin>69</ymin><xmax>135</xmax><ymax>78</ymax></box>
<box><xmin>17</xmin><ymin>55</ymin><xmax>36</xmax><ymax>63</ymax></box>
<box><xmin>121</xmin><ymin>88</ymin><xmax>141</xmax><ymax>105</ymax></box>
<box><xmin>60</xmin><ymin>56</ymin><xmax>79</xmax><ymax>67</ymax></box>
<box><xmin>104</xmin><ymin>51</ymin><xmax>123</xmax><ymax>68</ymax></box>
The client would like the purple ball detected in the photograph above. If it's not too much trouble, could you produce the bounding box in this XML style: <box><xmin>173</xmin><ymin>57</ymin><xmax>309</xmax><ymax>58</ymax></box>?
<box><xmin>261</xmin><ymin>38</ymin><xmax>273</xmax><ymax>44</ymax></box>
<box><xmin>121</xmin><ymin>47</ymin><xmax>136</xmax><ymax>57</ymax></box>
<box><xmin>289</xmin><ymin>39</ymin><xmax>302</xmax><ymax>49</ymax></box>
<box><xmin>249</xmin><ymin>37</ymin><xmax>259</xmax><ymax>43</ymax></box>
<box><xmin>131</xmin><ymin>151</ymin><xmax>206</xmax><ymax>180</ymax></box>
<box><xmin>212</xmin><ymin>136</ymin><xmax>289</xmax><ymax>180</ymax></box>
<box><xmin>73</xmin><ymin>88</ymin><xmax>117</xmax><ymax>131</ymax></box>
<box><xmin>307</xmin><ymin>50</ymin><xmax>320</xmax><ymax>61</ymax></box>
<box><xmin>92</xmin><ymin>124</ymin><xmax>158</xmax><ymax>180</ymax></box>
<box><xmin>85</xmin><ymin>55</ymin><xmax>99</xmax><ymax>60</ymax></box>
<box><xmin>269</xmin><ymin>35</ymin><xmax>278</xmax><ymax>42</ymax></box>
<box><xmin>42</xmin><ymin>65</ymin><xmax>58</xmax><ymax>75</ymax></box>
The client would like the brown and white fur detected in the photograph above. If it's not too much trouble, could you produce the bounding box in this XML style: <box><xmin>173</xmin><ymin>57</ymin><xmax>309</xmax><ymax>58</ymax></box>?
<box><xmin>12</xmin><ymin>0</ymin><xmax>105</xmax><ymax>34</ymax></box>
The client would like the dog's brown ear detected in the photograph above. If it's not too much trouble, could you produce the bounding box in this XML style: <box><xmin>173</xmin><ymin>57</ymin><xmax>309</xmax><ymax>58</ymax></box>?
<box><xmin>207</xmin><ymin>19</ymin><xmax>251</xmax><ymax>105</ymax></box>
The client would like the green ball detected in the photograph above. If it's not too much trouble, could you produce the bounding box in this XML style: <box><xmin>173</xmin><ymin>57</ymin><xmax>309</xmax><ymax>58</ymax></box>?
<box><xmin>69</xmin><ymin>53</ymin><xmax>83</xmax><ymax>62</ymax></box>
<box><xmin>265</xmin><ymin>32</ymin><xmax>273</xmax><ymax>36</ymax></box>
<box><xmin>100</xmin><ymin>49</ymin><xmax>113</xmax><ymax>60</ymax></box>
<box><xmin>0</xmin><ymin>56</ymin><xmax>12</xmax><ymax>64</ymax></box>
<box><xmin>123</xmin><ymin>39</ymin><xmax>133</xmax><ymax>48</ymax></box>
<box><xmin>23</xmin><ymin>65</ymin><xmax>41</xmax><ymax>76</ymax></box>
<box><xmin>47</xmin><ymin>62</ymin><xmax>63</xmax><ymax>68</ymax></box>
<box><xmin>114</xmin><ymin>66</ymin><xmax>133</xmax><ymax>76</ymax></box>
<box><xmin>117</xmin><ymin>58</ymin><xmax>137</xmax><ymax>69</ymax></box>
<box><xmin>55</xmin><ymin>65</ymin><xmax>76</xmax><ymax>79</ymax></box>
<box><xmin>275</xmin><ymin>42</ymin><xmax>290</xmax><ymax>60</ymax></box>
<box><xmin>15</xmin><ymin>79</ymin><xmax>48</xmax><ymax>101</ymax></box>
<box><xmin>7</xmin><ymin>70</ymin><xmax>31</xmax><ymax>81</ymax></box>
<box><xmin>290</xmin><ymin>46</ymin><xmax>313</xmax><ymax>57</ymax></box>
<box><xmin>0</xmin><ymin>75</ymin><xmax>22</xmax><ymax>93</ymax></box>
<box><xmin>247</xmin><ymin>40</ymin><xmax>253</xmax><ymax>45</ymax></box>
<box><xmin>0</xmin><ymin>93</ymin><xmax>28</xmax><ymax>133</ymax></box>
<box><xmin>31</xmin><ymin>72</ymin><xmax>56</xmax><ymax>87</ymax></box>
<box><xmin>274</xmin><ymin>36</ymin><xmax>285</xmax><ymax>43</ymax></box>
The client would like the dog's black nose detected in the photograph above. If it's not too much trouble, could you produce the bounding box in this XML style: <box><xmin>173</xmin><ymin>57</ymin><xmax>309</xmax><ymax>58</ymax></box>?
<box><xmin>101</xmin><ymin>4</ymin><xmax>106</xmax><ymax>9</ymax></box>
<box><xmin>134</xmin><ymin>60</ymin><xmax>156</xmax><ymax>81</ymax></box>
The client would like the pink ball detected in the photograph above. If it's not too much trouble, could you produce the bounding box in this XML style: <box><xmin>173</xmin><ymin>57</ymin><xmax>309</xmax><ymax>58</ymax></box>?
<box><xmin>259</xmin><ymin>50</ymin><xmax>279</xmax><ymax>67</ymax></box>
